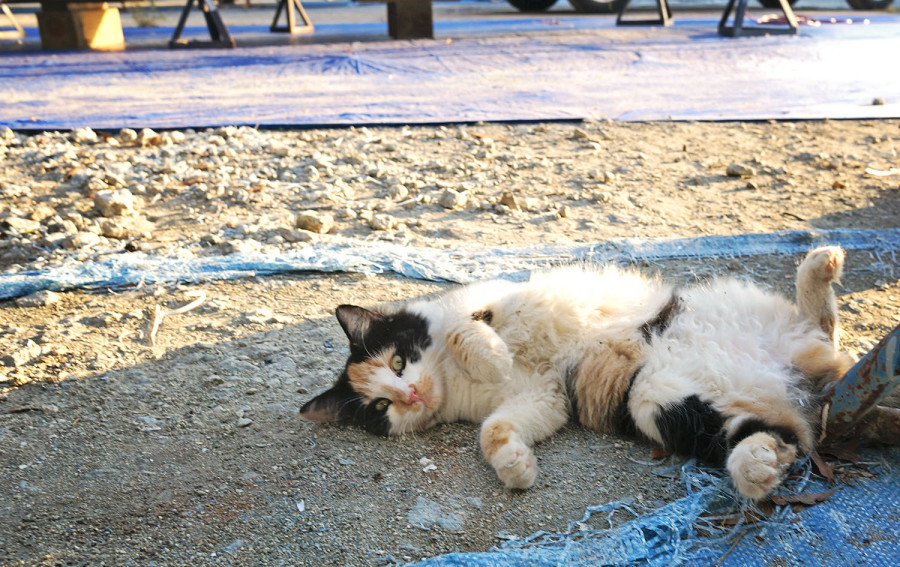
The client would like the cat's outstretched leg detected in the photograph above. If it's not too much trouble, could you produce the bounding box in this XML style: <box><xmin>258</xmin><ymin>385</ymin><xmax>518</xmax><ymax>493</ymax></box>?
<box><xmin>445</xmin><ymin>310</ymin><xmax>513</xmax><ymax>383</ymax></box>
<box><xmin>479</xmin><ymin>380</ymin><xmax>568</xmax><ymax>489</ymax></box>
<box><xmin>796</xmin><ymin>246</ymin><xmax>844</xmax><ymax>348</ymax></box>
<box><xmin>727</xmin><ymin>431</ymin><xmax>798</xmax><ymax>500</ymax></box>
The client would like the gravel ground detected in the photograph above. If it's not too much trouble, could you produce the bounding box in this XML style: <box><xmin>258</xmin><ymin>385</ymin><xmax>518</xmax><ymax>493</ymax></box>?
<box><xmin>1</xmin><ymin>119</ymin><xmax>899</xmax><ymax>565</ymax></box>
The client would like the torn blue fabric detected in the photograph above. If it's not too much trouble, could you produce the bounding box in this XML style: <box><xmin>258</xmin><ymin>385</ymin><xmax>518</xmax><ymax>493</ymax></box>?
<box><xmin>414</xmin><ymin>449</ymin><xmax>900</xmax><ymax>567</ymax></box>
<box><xmin>2</xmin><ymin>228</ymin><xmax>899</xmax><ymax>299</ymax></box>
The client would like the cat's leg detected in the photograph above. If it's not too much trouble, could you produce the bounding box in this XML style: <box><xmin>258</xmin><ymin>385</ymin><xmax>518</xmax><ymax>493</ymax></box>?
<box><xmin>632</xmin><ymin>388</ymin><xmax>809</xmax><ymax>500</ymax></box>
<box><xmin>479</xmin><ymin>379</ymin><xmax>568</xmax><ymax>489</ymax></box>
<box><xmin>444</xmin><ymin>310</ymin><xmax>513</xmax><ymax>383</ymax></box>
<box><xmin>796</xmin><ymin>246</ymin><xmax>844</xmax><ymax>348</ymax></box>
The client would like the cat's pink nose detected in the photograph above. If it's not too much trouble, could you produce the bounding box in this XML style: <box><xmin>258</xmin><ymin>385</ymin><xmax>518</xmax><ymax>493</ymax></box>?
<box><xmin>407</xmin><ymin>385</ymin><xmax>423</xmax><ymax>405</ymax></box>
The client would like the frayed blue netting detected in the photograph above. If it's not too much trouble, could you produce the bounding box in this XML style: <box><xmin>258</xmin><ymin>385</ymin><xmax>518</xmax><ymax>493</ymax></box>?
<box><xmin>2</xmin><ymin>228</ymin><xmax>899</xmax><ymax>299</ymax></box>
<box><xmin>414</xmin><ymin>449</ymin><xmax>900</xmax><ymax>566</ymax></box>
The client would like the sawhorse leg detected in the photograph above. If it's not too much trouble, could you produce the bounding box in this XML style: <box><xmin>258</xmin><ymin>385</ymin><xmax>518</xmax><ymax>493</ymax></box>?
<box><xmin>616</xmin><ymin>0</ymin><xmax>672</xmax><ymax>27</ymax></box>
<box><xmin>169</xmin><ymin>0</ymin><xmax>235</xmax><ymax>48</ymax></box>
<box><xmin>0</xmin><ymin>3</ymin><xmax>25</xmax><ymax>40</ymax></box>
<box><xmin>271</xmin><ymin>0</ymin><xmax>313</xmax><ymax>34</ymax></box>
<box><xmin>719</xmin><ymin>0</ymin><xmax>797</xmax><ymax>36</ymax></box>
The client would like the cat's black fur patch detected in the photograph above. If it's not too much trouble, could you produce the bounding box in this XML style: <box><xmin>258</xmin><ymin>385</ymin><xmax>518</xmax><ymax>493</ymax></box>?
<box><xmin>655</xmin><ymin>395</ymin><xmax>727</xmax><ymax>467</ymax></box>
<box><xmin>612</xmin><ymin>368</ymin><xmax>640</xmax><ymax>438</ymax></box>
<box><xmin>639</xmin><ymin>294</ymin><xmax>681</xmax><ymax>343</ymax></box>
<box><xmin>344</xmin><ymin>308</ymin><xmax>432</xmax><ymax>366</ymax></box>
<box><xmin>472</xmin><ymin>309</ymin><xmax>493</xmax><ymax>325</ymax></box>
<box><xmin>728</xmin><ymin>418</ymin><xmax>799</xmax><ymax>448</ymax></box>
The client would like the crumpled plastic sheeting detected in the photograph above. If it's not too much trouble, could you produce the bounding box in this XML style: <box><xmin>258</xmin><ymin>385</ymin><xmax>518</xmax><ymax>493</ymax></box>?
<box><xmin>414</xmin><ymin>449</ymin><xmax>900</xmax><ymax>567</ymax></box>
<box><xmin>2</xmin><ymin>14</ymin><xmax>899</xmax><ymax>130</ymax></box>
<box><xmin>2</xmin><ymin>228</ymin><xmax>899</xmax><ymax>299</ymax></box>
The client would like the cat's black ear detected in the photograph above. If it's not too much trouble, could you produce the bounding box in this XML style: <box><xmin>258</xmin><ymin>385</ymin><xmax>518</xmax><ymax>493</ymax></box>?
<box><xmin>299</xmin><ymin>387</ymin><xmax>348</xmax><ymax>423</ymax></box>
<box><xmin>335</xmin><ymin>304</ymin><xmax>382</xmax><ymax>346</ymax></box>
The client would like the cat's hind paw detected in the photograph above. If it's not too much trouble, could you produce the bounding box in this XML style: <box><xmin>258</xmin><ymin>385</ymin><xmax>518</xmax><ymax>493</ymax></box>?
<box><xmin>491</xmin><ymin>440</ymin><xmax>537</xmax><ymax>490</ymax></box>
<box><xmin>799</xmin><ymin>246</ymin><xmax>844</xmax><ymax>286</ymax></box>
<box><xmin>726</xmin><ymin>432</ymin><xmax>797</xmax><ymax>500</ymax></box>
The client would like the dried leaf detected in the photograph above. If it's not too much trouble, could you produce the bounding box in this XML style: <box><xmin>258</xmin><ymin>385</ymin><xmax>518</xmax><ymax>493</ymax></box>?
<box><xmin>770</xmin><ymin>488</ymin><xmax>837</xmax><ymax>507</ymax></box>
<box><xmin>651</xmin><ymin>447</ymin><xmax>671</xmax><ymax>460</ymax></box>
<box><xmin>810</xmin><ymin>450</ymin><xmax>834</xmax><ymax>483</ymax></box>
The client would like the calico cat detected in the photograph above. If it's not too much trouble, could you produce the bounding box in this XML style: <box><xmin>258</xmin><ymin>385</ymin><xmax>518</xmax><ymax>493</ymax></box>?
<box><xmin>300</xmin><ymin>246</ymin><xmax>854</xmax><ymax>500</ymax></box>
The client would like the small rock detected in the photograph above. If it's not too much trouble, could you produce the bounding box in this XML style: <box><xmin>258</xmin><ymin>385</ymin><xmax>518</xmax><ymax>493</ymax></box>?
<box><xmin>236</xmin><ymin>418</ymin><xmax>253</xmax><ymax>428</ymax></box>
<box><xmin>1</xmin><ymin>340</ymin><xmax>43</xmax><ymax>367</ymax></box>
<box><xmin>369</xmin><ymin>213</ymin><xmax>397</xmax><ymax>231</ymax></box>
<box><xmin>2</xmin><ymin>216</ymin><xmax>41</xmax><ymax>234</ymax></box>
<box><xmin>295</xmin><ymin>211</ymin><xmax>334</xmax><ymax>234</ymax></box>
<box><xmin>15</xmin><ymin>290</ymin><xmax>60</xmax><ymax>308</ymax></box>
<box><xmin>138</xmin><ymin>128</ymin><xmax>160</xmax><ymax>147</ymax></box>
<box><xmin>278</xmin><ymin>228</ymin><xmax>317</xmax><ymax>243</ymax></box>
<box><xmin>94</xmin><ymin>189</ymin><xmax>136</xmax><ymax>217</ymax></box>
<box><xmin>388</xmin><ymin>184</ymin><xmax>409</xmax><ymax>200</ymax></box>
<box><xmin>103</xmin><ymin>173</ymin><xmax>127</xmax><ymax>188</ymax></box>
<box><xmin>29</xmin><ymin>204</ymin><xmax>56</xmax><ymax>222</ymax></box>
<box><xmin>62</xmin><ymin>232</ymin><xmax>101</xmax><ymax>250</ymax></box>
<box><xmin>726</xmin><ymin>163</ymin><xmax>756</xmax><ymax>178</ymax></box>
<box><xmin>571</xmin><ymin>127</ymin><xmax>590</xmax><ymax>140</ymax></box>
<box><xmin>98</xmin><ymin>217</ymin><xmax>152</xmax><ymax>239</ymax></box>
<box><xmin>118</xmin><ymin>128</ymin><xmax>138</xmax><ymax>144</ymax></box>
<box><xmin>70</xmin><ymin>127</ymin><xmax>98</xmax><ymax>145</ymax></box>
<box><xmin>438</xmin><ymin>188</ymin><xmax>467</xmax><ymax>210</ymax></box>
<box><xmin>498</xmin><ymin>192</ymin><xmax>520</xmax><ymax>211</ymax></box>
<box><xmin>558</xmin><ymin>205</ymin><xmax>572</xmax><ymax>218</ymax></box>
<box><xmin>872</xmin><ymin>97</ymin><xmax>886</xmax><ymax>106</ymax></box>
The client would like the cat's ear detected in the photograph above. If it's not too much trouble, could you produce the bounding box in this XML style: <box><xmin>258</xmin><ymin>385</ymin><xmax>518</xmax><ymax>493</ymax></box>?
<box><xmin>299</xmin><ymin>387</ymin><xmax>347</xmax><ymax>423</ymax></box>
<box><xmin>335</xmin><ymin>304</ymin><xmax>382</xmax><ymax>346</ymax></box>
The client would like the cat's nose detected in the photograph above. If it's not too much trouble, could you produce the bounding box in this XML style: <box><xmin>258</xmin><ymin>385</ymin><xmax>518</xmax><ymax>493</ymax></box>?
<box><xmin>407</xmin><ymin>385</ymin><xmax>423</xmax><ymax>405</ymax></box>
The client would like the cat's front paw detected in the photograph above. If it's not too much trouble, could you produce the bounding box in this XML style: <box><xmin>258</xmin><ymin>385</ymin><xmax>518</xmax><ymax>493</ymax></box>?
<box><xmin>726</xmin><ymin>432</ymin><xmax>797</xmax><ymax>500</ymax></box>
<box><xmin>481</xmin><ymin>422</ymin><xmax>537</xmax><ymax>489</ymax></box>
<box><xmin>491</xmin><ymin>440</ymin><xmax>537</xmax><ymax>490</ymax></box>
<box><xmin>445</xmin><ymin>324</ymin><xmax>513</xmax><ymax>383</ymax></box>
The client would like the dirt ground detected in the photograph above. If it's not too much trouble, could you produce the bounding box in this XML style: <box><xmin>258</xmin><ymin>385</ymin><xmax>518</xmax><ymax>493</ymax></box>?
<box><xmin>1</xmin><ymin>119</ymin><xmax>899</xmax><ymax>565</ymax></box>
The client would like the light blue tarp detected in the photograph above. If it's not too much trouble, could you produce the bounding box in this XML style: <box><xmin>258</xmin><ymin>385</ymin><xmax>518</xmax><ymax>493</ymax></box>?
<box><xmin>415</xmin><ymin>449</ymin><xmax>900</xmax><ymax>567</ymax></box>
<box><xmin>2</xmin><ymin>228</ymin><xmax>899</xmax><ymax>299</ymax></box>
<box><xmin>2</xmin><ymin>14</ymin><xmax>900</xmax><ymax>129</ymax></box>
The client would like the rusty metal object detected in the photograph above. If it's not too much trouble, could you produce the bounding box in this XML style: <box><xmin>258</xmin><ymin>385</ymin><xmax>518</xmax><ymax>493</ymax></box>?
<box><xmin>821</xmin><ymin>323</ymin><xmax>900</xmax><ymax>443</ymax></box>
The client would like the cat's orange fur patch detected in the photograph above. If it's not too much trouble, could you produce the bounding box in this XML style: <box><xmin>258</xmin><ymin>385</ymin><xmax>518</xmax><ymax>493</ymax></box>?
<box><xmin>792</xmin><ymin>341</ymin><xmax>854</xmax><ymax>390</ymax></box>
<box><xmin>481</xmin><ymin>421</ymin><xmax>513</xmax><ymax>459</ymax></box>
<box><xmin>572</xmin><ymin>337</ymin><xmax>646</xmax><ymax>432</ymax></box>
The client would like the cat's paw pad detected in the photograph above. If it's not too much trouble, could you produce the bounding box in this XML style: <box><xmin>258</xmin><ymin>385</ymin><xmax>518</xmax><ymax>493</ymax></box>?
<box><xmin>802</xmin><ymin>246</ymin><xmax>844</xmax><ymax>285</ymax></box>
<box><xmin>492</xmin><ymin>441</ymin><xmax>537</xmax><ymax>490</ymax></box>
<box><xmin>727</xmin><ymin>432</ymin><xmax>796</xmax><ymax>500</ymax></box>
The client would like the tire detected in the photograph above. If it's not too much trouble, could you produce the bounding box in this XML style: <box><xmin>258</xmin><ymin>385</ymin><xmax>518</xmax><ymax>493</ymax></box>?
<box><xmin>507</xmin><ymin>0</ymin><xmax>559</xmax><ymax>12</ymax></box>
<box><xmin>846</xmin><ymin>0</ymin><xmax>893</xmax><ymax>9</ymax></box>
<box><xmin>569</xmin><ymin>0</ymin><xmax>628</xmax><ymax>13</ymax></box>
<box><xmin>756</xmin><ymin>0</ymin><xmax>799</xmax><ymax>7</ymax></box>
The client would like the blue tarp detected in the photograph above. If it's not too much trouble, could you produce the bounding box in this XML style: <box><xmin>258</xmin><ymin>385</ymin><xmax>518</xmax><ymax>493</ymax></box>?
<box><xmin>2</xmin><ymin>14</ymin><xmax>900</xmax><ymax>129</ymax></box>
<box><xmin>415</xmin><ymin>450</ymin><xmax>900</xmax><ymax>566</ymax></box>
<box><xmin>3</xmin><ymin>228</ymin><xmax>899</xmax><ymax>299</ymax></box>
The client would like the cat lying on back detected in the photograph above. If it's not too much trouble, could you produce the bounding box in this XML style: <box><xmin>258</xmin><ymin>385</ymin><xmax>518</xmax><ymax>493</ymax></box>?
<box><xmin>301</xmin><ymin>247</ymin><xmax>854</xmax><ymax>499</ymax></box>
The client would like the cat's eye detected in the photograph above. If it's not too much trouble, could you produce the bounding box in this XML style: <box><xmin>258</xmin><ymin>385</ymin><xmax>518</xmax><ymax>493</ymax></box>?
<box><xmin>374</xmin><ymin>398</ymin><xmax>391</xmax><ymax>412</ymax></box>
<box><xmin>390</xmin><ymin>355</ymin><xmax>405</xmax><ymax>374</ymax></box>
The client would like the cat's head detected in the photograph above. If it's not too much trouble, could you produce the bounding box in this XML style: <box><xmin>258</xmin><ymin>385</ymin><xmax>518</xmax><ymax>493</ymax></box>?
<box><xmin>300</xmin><ymin>304</ymin><xmax>442</xmax><ymax>436</ymax></box>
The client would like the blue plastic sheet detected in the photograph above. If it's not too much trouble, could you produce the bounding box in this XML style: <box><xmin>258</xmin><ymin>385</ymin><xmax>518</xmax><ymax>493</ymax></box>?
<box><xmin>2</xmin><ymin>14</ymin><xmax>899</xmax><ymax>130</ymax></box>
<box><xmin>415</xmin><ymin>450</ymin><xmax>900</xmax><ymax>566</ymax></box>
<box><xmin>2</xmin><ymin>228</ymin><xmax>899</xmax><ymax>299</ymax></box>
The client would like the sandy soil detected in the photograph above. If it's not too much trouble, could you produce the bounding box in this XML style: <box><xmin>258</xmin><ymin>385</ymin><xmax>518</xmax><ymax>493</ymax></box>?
<box><xmin>1</xmin><ymin>119</ymin><xmax>899</xmax><ymax>565</ymax></box>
